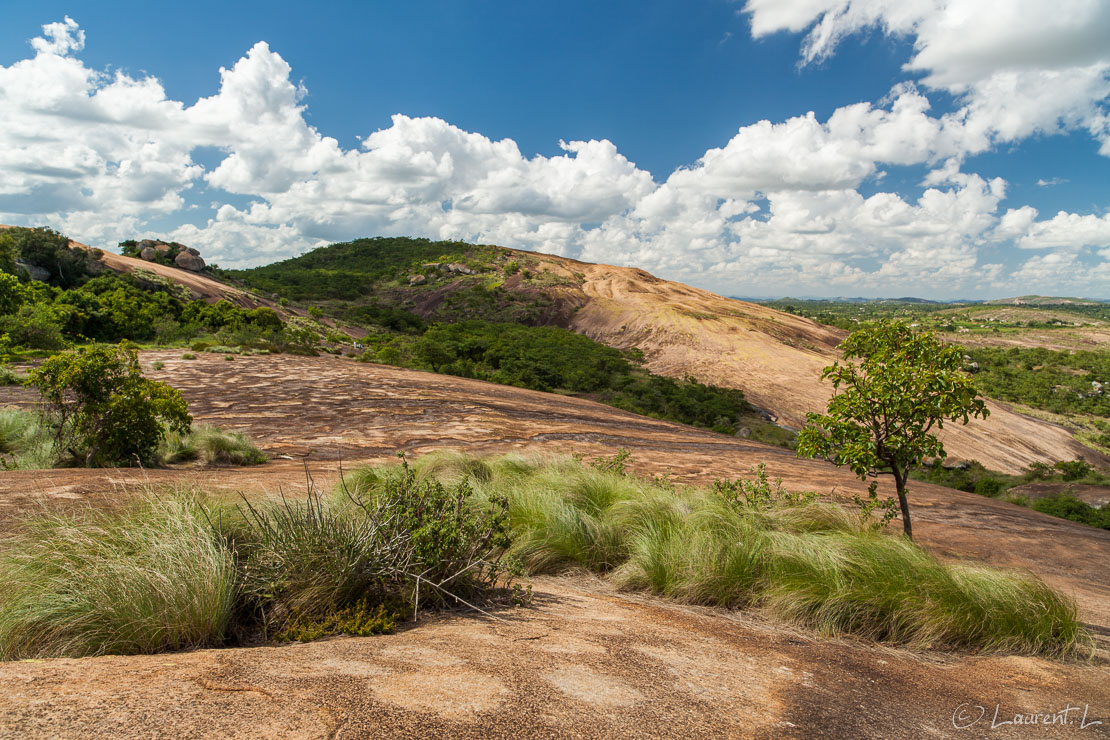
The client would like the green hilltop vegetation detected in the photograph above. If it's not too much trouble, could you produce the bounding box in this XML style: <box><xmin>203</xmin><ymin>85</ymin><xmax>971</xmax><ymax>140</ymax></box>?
<box><xmin>224</xmin><ymin>236</ymin><xmax>503</xmax><ymax>301</ymax></box>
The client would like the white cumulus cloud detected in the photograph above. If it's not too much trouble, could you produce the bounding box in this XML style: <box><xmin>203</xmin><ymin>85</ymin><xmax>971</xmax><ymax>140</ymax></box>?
<box><xmin>0</xmin><ymin>15</ymin><xmax>1108</xmax><ymax>297</ymax></box>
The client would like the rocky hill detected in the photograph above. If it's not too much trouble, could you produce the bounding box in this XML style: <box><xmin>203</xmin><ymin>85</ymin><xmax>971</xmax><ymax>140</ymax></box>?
<box><xmin>229</xmin><ymin>238</ymin><xmax>1099</xmax><ymax>473</ymax></box>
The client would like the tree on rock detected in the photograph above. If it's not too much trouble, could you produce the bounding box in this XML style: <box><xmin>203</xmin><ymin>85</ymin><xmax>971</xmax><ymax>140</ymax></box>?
<box><xmin>28</xmin><ymin>343</ymin><xmax>191</xmax><ymax>467</ymax></box>
<box><xmin>796</xmin><ymin>320</ymin><xmax>989</xmax><ymax>539</ymax></box>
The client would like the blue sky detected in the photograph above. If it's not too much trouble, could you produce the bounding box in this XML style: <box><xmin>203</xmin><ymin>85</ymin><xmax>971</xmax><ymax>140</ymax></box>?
<box><xmin>2</xmin><ymin>1</ymin><xmax>1109</xmax><ymax>298</ymax></box>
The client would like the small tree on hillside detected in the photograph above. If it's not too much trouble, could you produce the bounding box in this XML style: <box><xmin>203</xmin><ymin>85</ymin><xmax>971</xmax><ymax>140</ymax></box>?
<box><xmin>28</xmin><ymin>343</ymin><xmax>191</xmax><ymax>467</ymax></box>
<box><xmin>796</xmin><ymin>320</ymin><xmax>989</xmax><ymax>539</ymax></box>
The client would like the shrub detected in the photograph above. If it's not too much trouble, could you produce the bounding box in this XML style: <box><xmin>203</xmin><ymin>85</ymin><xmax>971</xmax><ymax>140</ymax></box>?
<box><xmin>233</xmin><ymin>457</ymin><xmax>512</xmax><ymax>637</ymax></box>
<box><xmin>0</xmin><ymin>304</ymin><xmax>67</xmax><ymax>350</ymax></box>
<box><xmin>1054</xmin><ymin>459</ymin><xmax>1093</xmax><ymax>482</ymax></box>
<box><xmin>1031</xmin><ymin>495</ymin><xmax>1110</xmax><ymax>530</ymax></box>
<box><xmin>0</xmin><ymin>273</ymin><xmax>29</xmax><ymax>315</ymax></box>
<box><xmin>28</xmin><ymin>343</ymin><xmax>191</xmax><ymax>466</ymax></box>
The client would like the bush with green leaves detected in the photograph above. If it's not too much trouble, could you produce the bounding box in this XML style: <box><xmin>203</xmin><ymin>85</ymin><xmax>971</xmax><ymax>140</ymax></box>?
<box><xmin>1030</xmin><ymin>495</ymin><xmax>1110</xmax><ymax>530</ymax></box>
<box><xmin>797</xmin><ymin>320</ymin><xmax>989</xmax><ymax>539</ymax></box>
<box><xmin>230</xmin><ymin>455</ymin><xmax>514</xmax><ymax>637</ymax></box>
<box><xmin>28</xmin><ymin>343</ymin><xmax>191</xmax><ymax>466</ymax></box>
<box><xmin>0</xmin><ymin>273</ymin><xmax>30</xmax><ymax>314</ymax></box>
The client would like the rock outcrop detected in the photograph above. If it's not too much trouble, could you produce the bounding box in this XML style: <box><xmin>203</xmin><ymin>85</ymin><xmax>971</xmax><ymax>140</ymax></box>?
<box><xmin>174</xmin><ymin>250</ymin><xmax>205</xmax><ymax>272</ymax></box>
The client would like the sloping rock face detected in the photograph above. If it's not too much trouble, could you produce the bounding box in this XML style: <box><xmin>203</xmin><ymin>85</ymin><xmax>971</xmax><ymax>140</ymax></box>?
<box><xmin>174</xmin><ymin>250</ymin><xmax>205</xmax><ymax>272</ymax></box>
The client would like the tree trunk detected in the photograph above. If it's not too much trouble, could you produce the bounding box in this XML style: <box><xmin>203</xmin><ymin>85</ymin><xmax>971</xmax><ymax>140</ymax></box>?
<box><xmin>894</xmin><ymin>471</ymin><xmax>913</xmax><ymax>540</ymax></box>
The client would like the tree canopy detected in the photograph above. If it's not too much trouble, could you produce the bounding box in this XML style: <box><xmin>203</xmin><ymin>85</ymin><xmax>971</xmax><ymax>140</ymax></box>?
<box><xmin>796</xmin><ymin>320</ymin><xmax>989</xmax><ymax>538</ymax></box>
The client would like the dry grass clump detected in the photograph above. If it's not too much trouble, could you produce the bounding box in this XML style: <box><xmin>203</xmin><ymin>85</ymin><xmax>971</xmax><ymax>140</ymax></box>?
<box><xmin>402</xmin><ymin>451</ymin><xmax>1089</xmax><ymax>658</ymax></box>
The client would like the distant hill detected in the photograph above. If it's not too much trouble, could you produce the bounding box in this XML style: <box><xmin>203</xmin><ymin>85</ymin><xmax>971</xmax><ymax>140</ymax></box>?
<box><xmin>743</xmin><ymin>296</ymin><xmax>951</xmax><ymax>305</ymax></box>
<box><xmin>985</xmin><ymin>295</ymin><xmax>1106</xmax><ymax>306</ymax></box>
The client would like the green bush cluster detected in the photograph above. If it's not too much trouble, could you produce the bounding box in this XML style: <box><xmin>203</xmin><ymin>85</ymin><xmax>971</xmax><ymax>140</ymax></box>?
<box><xmin>968</xmin><ymin>346</ymin><xmax>1110</xmax><ymax>417</ymax></box>
<box><xmin>360</xmin><ymin>320</ymin><xmax>751</xmax><ymax>434</ymax></box>
<box><xmin>0</xmin><ymin>227</ymin><xmax>91</xmax><ymax>288</ymax></box>
<box><xmin>0</xmin><ymin>227</ymin><xmax>315</xmax><ymax>355</ymax></box>
<box><xmin>1031</xmin><ymin>495</ymin><xmax>1110</xmax><ymax>530</ymax></box>
<box><xmin>28</xmin><ymin>344</ymin><xmax>191</xmax><ymax>467</ymax></box>
<box><xmin>229</xmin><ymin>236</ymin><xmax>494</xmax><ymax>300</ymax></box>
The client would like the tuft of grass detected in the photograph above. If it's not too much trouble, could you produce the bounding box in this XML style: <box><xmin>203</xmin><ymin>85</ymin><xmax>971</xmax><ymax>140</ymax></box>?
<box><xmin>0</xmin><ymin>407</ymin><xmax>58</xmax><ymax>469</ymax></box>
<box><xmin>181</xmin><ymin>353</ymin><xmax>197</xmax><ymax>360</ymax></box>
<box><xmin>401</xmin><ymin>451</ymin><xmax>1089</xmax><ymax>658</ymax></box>
<box><xmin>0</xmin><ymin>493</ymin><xmax>237</xmax><ymax>659</ymax></box>
<box><xmin>151</xmin><ymin>361</ymin><xmax>165</xmax><ymax>371</ymax></box>
<box><xmin>0</xmin><ymin>365</ymin><xmax>28</xmax><ymax>386</ymax></box>
<box><xmin>161</xmin><ymin>424</ymin><xmax>267</xmax><ymax>466</ymax></box>
<box><xmin>234</xmin><ymin>457</ymin><xmax>515</xmax><ymax>637</ymax></box>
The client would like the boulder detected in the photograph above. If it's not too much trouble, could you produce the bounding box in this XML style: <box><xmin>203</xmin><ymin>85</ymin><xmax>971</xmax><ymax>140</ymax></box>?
<box><xmin>139</xmin><ymin>246</ymin><xmax>158</xmax><ymax>261</ymax></box>
<box><xmin>153</xmin><ymin>242</ymin><xmax>172</xmax><ymax>253</ymax></box>
<box><xmin>185</xmin><ymin>247</ymin><xmax>200</xmax><ymax>256</ymax></box>
<box><xmin>408</xmin><ymin>274</ymin><xmax>427</xmax><ymax>286</ymax></box>
<box><xmin>15</xmin><ymin>260</ymin><xmax>50</xmax><ymax>282</ymax></box>
<box><xmin>446</xmin><ymin>262</ymin><xmax>476</xmax><ymax>275</ymax></box>
<box><xmin>422</xmin><ymin>262</ymin><xmax>442</xmax><ymax>270</ymax></box>
<box><xmin>174</xmin><ymin>251</ymin><xmax>205</xmax><ymax>271</ymax></box>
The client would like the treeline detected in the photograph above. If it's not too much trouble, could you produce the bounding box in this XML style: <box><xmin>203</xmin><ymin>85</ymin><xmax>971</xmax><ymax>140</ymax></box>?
<box><xmin>361</xmin><ymin>320</ymin><xmax>752</xmax><ymax>435</ymax></box>
<box><xmin>0</xmin><ymin>227</ymin><xmax>312</xmax><ymax>355</ymax></box>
